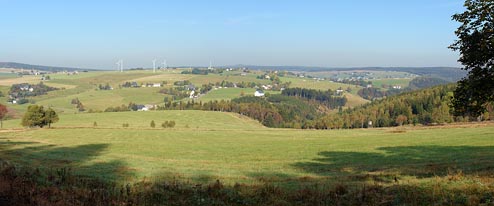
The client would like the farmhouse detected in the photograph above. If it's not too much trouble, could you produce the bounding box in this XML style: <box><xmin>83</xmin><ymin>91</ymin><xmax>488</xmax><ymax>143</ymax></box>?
<box><xmin>136</xmin><ymin>104</ymin><xmax>154</xmax><ymax>112</ymax></box>
<box><xmin>254</xmin><ymin>90</ymin><xmax>265</xmax><ymax>97</ymax></box>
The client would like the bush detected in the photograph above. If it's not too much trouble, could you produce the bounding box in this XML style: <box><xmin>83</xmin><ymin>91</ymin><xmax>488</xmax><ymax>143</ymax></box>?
<box><xmin>122</xmin><ymin>123</ymin><xmax>129</xmax><ymax>128</ymax></box>
<box><xmin>161</xmin><ymin>120</ymin><xmax>175</xmax><ymax>128</ymax></box>
<box><xmin>17</xmin><ymin>99</ymin><xmax>29</xmax><ymax>104</ymax></box>
<box><xmin>150</xmin><ymin>120</ymin><xmax>155</xmax><ymax>128</ymax></box>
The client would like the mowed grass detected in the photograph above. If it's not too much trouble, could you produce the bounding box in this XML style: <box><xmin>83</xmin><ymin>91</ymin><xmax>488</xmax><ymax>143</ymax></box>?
<box><xmin>1</xmin><ymin>111</ymin><xmax>493</xmax><ymax>187</ymax></box>
<box><xmin>35</xmin><ymin>87</ymin><xmax>168</xmax><ymax>113</ymax></box>
<box><xmin>199</xmin><ymin>88</ymin><xmax>257</xmax><ymax>102</ymax></box>
<box><xmin>1</xmin><ymin>110</ymin><xmax>265</xmax><ymax>130</ymax></box>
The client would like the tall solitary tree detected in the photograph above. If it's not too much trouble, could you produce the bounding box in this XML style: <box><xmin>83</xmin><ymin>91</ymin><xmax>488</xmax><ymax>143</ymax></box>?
<box><xmin>44</xmin><ymin>108</ymin><xmax>59</xmax><ymax>128</ymax></box>
<box><xmin>450</xmin><ymin>0</ymin><xmax>494</xmax><ymax>118</ymax></box>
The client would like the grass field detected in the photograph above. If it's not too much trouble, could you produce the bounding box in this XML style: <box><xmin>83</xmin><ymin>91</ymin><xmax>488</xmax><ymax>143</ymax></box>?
<box><xmin>280</xmin><ymin>76</ymin><xmax>359</xmax><ymax>92</ymax></box>
<box><xmin>372</xmin><ymin>78</ymin><xmax>412</xmax><ymax>88</ymax></box>
<box><xmin>1</xmin><ymin>111</ymin><xmax>493</xmax><ymax>188</ymax></box>
<box><xmin>199</xmin><ymin>88</ymin><xmax>257</xmax><ymax>102</ymax></box>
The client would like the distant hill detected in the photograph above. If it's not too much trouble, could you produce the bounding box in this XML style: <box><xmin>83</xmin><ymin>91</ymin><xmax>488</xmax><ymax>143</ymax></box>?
<box><xmin>228</xmin><ymin>65</ymin><xmax>467</xmax><ymax>82</ymax></box>
<box><xmin>0</xmin><ymin>62</ymin><xmax>96</xmax><ymax>72</ymax></box>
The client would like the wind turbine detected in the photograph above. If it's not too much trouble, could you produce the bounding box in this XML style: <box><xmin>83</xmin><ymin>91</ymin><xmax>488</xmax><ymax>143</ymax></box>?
<box><xmin>208</xmin><ymin>60</ymin><xmax>213</xmax><ymax>70</ymax></box>
<box><xmin>152</xmin><ymin>59</ymin><xmax>157</xmax><ymax>73</ymax></box>
<box><xmin>162</xmin><ymin>59</ymin><xmax>167</xmax><ymax>70</ymax></box>
<box><xmin>116</xmin><ymin>60</ymin><xmax>123</xmax><ymax>72</ymax></box>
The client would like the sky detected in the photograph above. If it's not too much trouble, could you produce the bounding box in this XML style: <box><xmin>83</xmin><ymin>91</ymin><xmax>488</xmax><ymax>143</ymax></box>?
<box><xmin>0</xmin><ymin>0</ymin><xmax>465</xmax><ymax>70</ymax></box>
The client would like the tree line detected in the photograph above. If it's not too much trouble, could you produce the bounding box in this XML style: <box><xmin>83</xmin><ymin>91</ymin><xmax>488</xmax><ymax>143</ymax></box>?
<box><xmin>309</xmin><ymin>84</ymin><xmax>493</xmax><ymax>130</ymax></box>
<box><xmin>281</xmin><ymin>88</ymin><xmax>347</xmax><ymax>109</ymax></box>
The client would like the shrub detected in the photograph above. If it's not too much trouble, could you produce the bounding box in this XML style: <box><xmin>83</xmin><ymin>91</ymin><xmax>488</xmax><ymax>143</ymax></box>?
<box><xmin>150</xmin><ymin>120</ymin><xmax>155</xmax><ymax>128</ymax></box>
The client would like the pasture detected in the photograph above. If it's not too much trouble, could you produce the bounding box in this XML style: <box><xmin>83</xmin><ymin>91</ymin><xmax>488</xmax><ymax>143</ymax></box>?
<box><xmin>1</xmin><ymin>111</ymin><xmax>493</xmax><ymax>189</ymax></box>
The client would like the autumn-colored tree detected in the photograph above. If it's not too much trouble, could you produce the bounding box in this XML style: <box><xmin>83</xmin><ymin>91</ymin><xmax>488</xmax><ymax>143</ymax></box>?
<box><xmin>0</xmin><ymin>104</ymin><xmax>8</xmax><ymax>128</ymax></box>
<box><xmin>395</xmin><ymin>115</ymin><xmax>408</xmax><ymax>126</ymax></box>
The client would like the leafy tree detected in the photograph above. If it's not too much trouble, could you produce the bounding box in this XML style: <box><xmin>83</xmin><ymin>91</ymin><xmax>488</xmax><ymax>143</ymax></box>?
<box><xmin>21</xmin><ymin>105</ymin><xmax>59</xmax><ymax>128</ymax></box>
<box><xmin>44</xmin><ymin>108</ymin><xmax>59</xmax><ymax>128</ymax></box>
<box><xmin>22</xmin><ymin>105</ymin><xmax>46</xmax><ymax>128</ymax></box>
<box><xmin>450</xmin><ymin>0</ymin><xmax>494</xmax><ymax>117</ymax></box>
<box><xmin>0</xmin><ymin>104</ymin><xmax>8</xmax><ymax>128</ymax></box>
<box><xmin>395</xmin><ymin>115</ymin><xmax>408</xmax><ymax>126</ymax></box>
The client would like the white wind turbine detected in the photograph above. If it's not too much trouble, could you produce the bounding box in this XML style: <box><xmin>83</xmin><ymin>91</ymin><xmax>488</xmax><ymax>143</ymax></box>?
<box><xmin>152</xmin><ymin>59</ymin><xmax>157</xmax><ymax>73</ymax></box>
<box><xmin>162</xmin><ymin>59</ymin><xmax>167</xmax><ymax>70</ymax></box>
<box><xmin>116</xmin><ymin>59</ymin><xmax>123</xmax><ymax>72</ymax></box>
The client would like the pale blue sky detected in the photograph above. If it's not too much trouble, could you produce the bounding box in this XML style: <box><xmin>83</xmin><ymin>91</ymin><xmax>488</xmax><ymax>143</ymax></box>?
<box><xmin>0</xmin><ymin>0</ymin><xmax>464</xmax><ymax>69</ymax></box>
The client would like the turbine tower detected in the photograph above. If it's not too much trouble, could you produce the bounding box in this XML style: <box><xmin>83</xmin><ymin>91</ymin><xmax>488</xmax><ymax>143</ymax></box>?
<box><xmin>152</xmin><ymin>59</ymin><xmax>157</xmax><ymax>73</ymax></box>
<box><xmin>208</xmin><ymin>60</ymin><xmax>213</xmax><ymax>70</ymax></box>
<box><xmin>162</xmin><ymin>59</ymin><xmax>167</xmax><ymax>70</ymax></box>
<box><xmin>116</xmin><ymin>60</ymin><xmax>123</xmax><ymax>72</ymax></box>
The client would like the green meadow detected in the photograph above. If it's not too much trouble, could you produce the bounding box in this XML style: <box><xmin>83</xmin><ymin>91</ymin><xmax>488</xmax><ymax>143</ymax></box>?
<box><xmin>1</xmin><ymin>111</ymin><xmax>493</xmax><ymax>188</ymax></box>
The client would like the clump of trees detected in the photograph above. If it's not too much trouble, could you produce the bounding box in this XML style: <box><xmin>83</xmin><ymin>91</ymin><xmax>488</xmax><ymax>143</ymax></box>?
<box><xmin>71</xmin><ymin>98</ymin><xmax>85</xmax><ymax>112</ymax></box>
<box><xmin>281</xmin><ymin>88</ymin><xmax>347</xmax><ymax>109</ymax></box>
<box><xmin>98</xmin><ymin>83</ymin><xmax>112</xmax><ymax>90</ymax></box>
<box><xmin>104</xmin><ymin>104</ymin><xmax>131</xmax><ymax>112</ymax></box>
<box><xmin>357</xmin><ymin>88</ymin><xmax>401</xmax><ymax>100</ymax></box>
<box><xmin>21</xmin><ymin>105</ymin><xmax>59</xmax><ymax>128</ymax></box>
<box><xmin>181</xmin><ymin>68</ymin><xmax>209</xmax><ymax>75</ymax></box>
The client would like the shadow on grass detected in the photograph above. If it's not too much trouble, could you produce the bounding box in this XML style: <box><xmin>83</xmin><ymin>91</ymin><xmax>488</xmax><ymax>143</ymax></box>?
<box><xmin>293</xmin><ymin>145</ymin><xmax>494</xmax><ymax>180</ymax></box>
<box><xmin>0</xmin><ymin>141</ymin><xmax>135</xmax><ymax>182</ymax></box>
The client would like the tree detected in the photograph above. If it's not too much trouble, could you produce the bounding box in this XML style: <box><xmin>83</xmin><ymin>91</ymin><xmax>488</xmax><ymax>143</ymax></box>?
<box><xmin>150</xmin><ymin>120</ymin><xmax>155</xmax><ymax>128</ymax></box>
<box><xmin>0</xmin><ymin>104</ymin><xmax>8</xmax><ymax>128</ymax></box>
<box><xmin>22</xmin><ymin>105</ymin><xmax>46</xmax><ymax>128</ymax></box>
<box><xmin>395</xmin><ymin>115</ymin><xmax>408</xmax><ymax>126</ymax></box>
<box><xmin>21</xmin><ymin>105</ymin><xmax>59</xmax><ymax>128</ymax></box>
<box><xmin>44</xmin><ymin>108</ymin><xmax>59</xmax><ymax>128</ymax></box>
<box><xmin>450</xmin><ymin>0</ymin><xmax>494</xmax><ymax>117</ymax></box>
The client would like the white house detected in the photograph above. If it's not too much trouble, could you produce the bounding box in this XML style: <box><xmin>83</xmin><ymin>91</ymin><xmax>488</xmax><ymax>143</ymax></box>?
<box><xmin>254</xmin><ymin>90</ymin><xmax>265</xmax><ymax>97</ymax></box>
<box><xmin>153</xmin><ymin>83</ymin><xmax>161</xmax><ymax>87</ymax></box>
